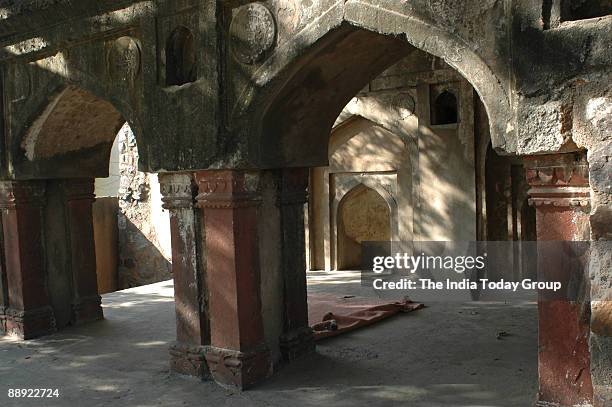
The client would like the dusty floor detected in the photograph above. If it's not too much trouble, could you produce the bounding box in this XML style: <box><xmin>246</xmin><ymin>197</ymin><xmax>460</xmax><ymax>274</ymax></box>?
<box><xmin>0</xmin><ymin>271</ymin><xmax>537</xmax><ymax>407</ymax></box>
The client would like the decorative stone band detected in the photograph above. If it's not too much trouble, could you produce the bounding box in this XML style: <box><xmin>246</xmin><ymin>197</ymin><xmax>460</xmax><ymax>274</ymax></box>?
<box><xmin>60</xmin><ymin>178</ymin><xmax>95</xmax><ymax>202</ymax></box>
<box><xmin>194</xmin><ymin>170</ymin><xmax>261</xmax><ymax>209</ymax></box>
<box><xmin>524</xmin><ymin>152</ymin><xmax>590</xmax><ymax>208</ymax></box>
<box><xmin>204</xmin><ymin>344</ymin><xmax>272</xmax><ymax>389</ymax></box>
<box><xmin>528</xmin><ymin>186</ymin><xmax>591</xmax><ymax>208</ymax></box>
<box><xmin>159</xmin><ymin>173</ymin><xmax>194</xmax><ymax>210</ymax></box>
<box><xmin>0</xmin><ymin>181</ymin><xmax>46</xmax><ymax>209</ymax></box>
<box><xmin>277</xmin><ymin>168</ymin><xmax>309</xmax><ymax>206</ymax></box>
<box><xmin>169</xmin><ymin>342</ymin><xmax>210</xmax><ymax>379</ymax></box>
<box><xmin>524</xmin><ymin>153</ymin><xmax>589</xmax><ymax>187</ymax></box>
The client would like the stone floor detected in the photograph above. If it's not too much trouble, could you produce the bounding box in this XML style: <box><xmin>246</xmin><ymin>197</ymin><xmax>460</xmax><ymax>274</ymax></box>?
<box><xmin>0</xmin><ymin>272</ymin><xmax>537</xmax><ymax>407</ymax></box>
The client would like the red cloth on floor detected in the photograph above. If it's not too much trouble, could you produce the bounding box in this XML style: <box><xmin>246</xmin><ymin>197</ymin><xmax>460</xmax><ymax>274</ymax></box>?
<box><xmin>311</xmin><ymin>299</ymin><xmax>424</xmax><ymax>340</ymax></box>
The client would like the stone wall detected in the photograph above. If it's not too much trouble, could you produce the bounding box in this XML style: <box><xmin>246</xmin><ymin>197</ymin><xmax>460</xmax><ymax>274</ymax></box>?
<box><xmin>93</xmin><ymin>124</ymin><xmax>172</xmax><ymax>291</ymax></box>
<box><xmin>116</xmin><ymin>125</ymin><xmax>172</xmax><ymax>289</ymax></box>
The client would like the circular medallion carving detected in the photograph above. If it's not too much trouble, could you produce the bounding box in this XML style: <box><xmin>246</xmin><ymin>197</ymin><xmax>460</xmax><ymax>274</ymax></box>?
<box><xmin>230</xmin><ymin>3</ymin><xmax>276</xmax><ymax>65</ymax></box>
<box><xmin>108</xmin><ymin>36</ymin><xmax>141</xmax><ymax>83</ymax></box>
<box><xmin>389</xmin><ymin>93</ymin><xmax>415</xmax><ymax>120</ymax></box>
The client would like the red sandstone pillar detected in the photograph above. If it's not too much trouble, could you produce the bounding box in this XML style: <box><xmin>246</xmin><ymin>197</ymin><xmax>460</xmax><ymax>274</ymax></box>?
<box><xmin>60</xmin><ymin>179</ymin><xmax>103</xmax><ymax>324</ymax></box>
<box><xmin>525</xmin><ymin>153</ymin><xmax>593</xmax><ymax>407</ymax></box>
<box><xmin>277</xmin><ymin>168</ymin><xmax>315</xmax><ymax>361</ymax></box>
<box><xmin>194</xmin><ymin>170</ymin><xmax>272</xmax><ymax>389</ymax></box>
<box><xmin>159</xmin><ymin>173</ymin><xmax>210</xmax><ymax>378</ymax></box>
<box><xmin>0</xmin><ymin>181</ymin><xmax>56</xmax><ymax>339</ymax></box>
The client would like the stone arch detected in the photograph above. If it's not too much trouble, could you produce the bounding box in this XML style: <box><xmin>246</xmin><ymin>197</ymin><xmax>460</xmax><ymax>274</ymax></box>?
<box><xmin>165</xmin><ymin>26</ymin><xmax>197</xmax><ymax>87</ymax></box>
<box><xmin>235</xmin><ymin>3</ymin><xmax>513</xmax><ymax>168</ymax></box>
<box><xmin>308</xmin><ymin>112</ymin><xmax>414</xmax><ymax>271</ymax></box>
<box><xmin>13</xmin><ymin>85</ymin><xmax>134</xmax><ymax>179</ymax></box>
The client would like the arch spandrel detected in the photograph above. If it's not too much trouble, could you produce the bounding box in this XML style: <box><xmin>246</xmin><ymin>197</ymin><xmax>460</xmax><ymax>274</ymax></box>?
<box><xmin>228</xmin><ymin>1</ymin><xmax>515</xmax><ymax>169</ymax></box>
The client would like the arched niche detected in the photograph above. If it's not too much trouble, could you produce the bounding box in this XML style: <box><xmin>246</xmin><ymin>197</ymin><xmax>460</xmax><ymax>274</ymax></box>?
<box><xmin>308</xmin><ymin>113</ymin><xmax>414</xmax><ymax>271</ymax></box>
<box><xmin>431</xmin><ymin>90</ymin><xmax>458</xmax><ymax>125</ymax></box>
<box><xmin>336</xmin><ymin>184</ymin><xmax>392</xmax><ymax>270</ymax></box>
<box><xmin>165</xmin><ymin>26</ymin><xmax>197</xmax><ymax>86</ymax></box>
<box><xmin>14</xmin><ymin>85</ymin><xmax>132</xmax><ymax>179</ymax></box>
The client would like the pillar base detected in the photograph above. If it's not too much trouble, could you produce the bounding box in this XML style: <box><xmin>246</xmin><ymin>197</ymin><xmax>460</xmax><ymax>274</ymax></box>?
<box><xmin>279</xmin><ymin>326</ymin><xmax>315</xmax><ymax>362</ymax></box>
<box><xmin>4</xmin><ymin>306</ymin><xmax>56</xmax><ymax>339</ymax></box>
<box><xmin>169</xmin><ymin>342</ymin><xmax>210</xmax><ymax>378</ymax></box>
<box><xmin>71</xmin><ymin>295</ymin><xmax>103</xmax><ymax>325</ymax></box>
<box><xmin>204</xmin><ymin>345</ymin><xmax>272</xmax><ymax>389</ymax></box>
<box><xmin>534</xmin><ymin>401</ymin><xmax>592</xmax><ymax>407</ymax></box>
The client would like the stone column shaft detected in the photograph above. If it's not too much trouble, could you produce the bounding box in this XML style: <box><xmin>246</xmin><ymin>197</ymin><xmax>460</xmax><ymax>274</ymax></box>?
<box><xmin>525</xmin><ymin>153</ymin><xmax>593</xmax><ymax>407</ymax></box>
<box><xmin>0</xmin><ymin>216</ymin><xmax>6</xmax><ymax>333</ymax></box>
<box><xmin>0</xmin><ymin>180</ymin><xmax>55</xmax><ymax>339</ymax></box>
<box><xmin>195</xmin><ymin>170</ymin><xmax>272</xmax><ymax>389</ymax></box>
<box><xmin>159</xmin><ymin>173</ymin><xmax>209</xmax><ymax>378</ymax></box>
<box><xmin>277</xmin><ymin>168</ymin><xmax>314</xmax><ymax>361</ymax></box>
<box><xmin>61</xmin><ymin>178</ymin><xmax>103</xmax><ymax>324</ymax></box>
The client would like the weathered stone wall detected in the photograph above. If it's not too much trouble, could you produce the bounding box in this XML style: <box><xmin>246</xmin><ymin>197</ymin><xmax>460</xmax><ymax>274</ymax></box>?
<box><xmin>116</xmin><ymin>125</ymin><xmax>172</xmax><ymax>289</ymax></box>
<box><xmin>93</xmin><ymin>124</ymin><xmax>172</xmax><ymax>291</ymax></box>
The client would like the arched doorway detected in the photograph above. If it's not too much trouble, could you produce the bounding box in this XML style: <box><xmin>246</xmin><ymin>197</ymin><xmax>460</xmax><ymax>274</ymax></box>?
<box><xmin>337</xmin><ymin>184</ymin><xmax>391</xmax><ymax>270</ymax></box>
<box><xmin>247</xmin><ymin>20</ymin><xmax>539</xmax><ymax>405</ymax></box>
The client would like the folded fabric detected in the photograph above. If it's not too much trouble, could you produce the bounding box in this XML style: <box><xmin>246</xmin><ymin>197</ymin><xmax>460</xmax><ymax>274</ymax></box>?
<box><xmin>311</xmin><ymin>299</ymin><xmax>425</xmax><ymax>340</ymax></box>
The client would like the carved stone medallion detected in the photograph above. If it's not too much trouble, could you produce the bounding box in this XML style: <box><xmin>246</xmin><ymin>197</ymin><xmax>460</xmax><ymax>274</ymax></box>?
<box><xmin>108</xmin><ymin>36</ymin><xmax>141</xmax><ymax>83</ymax></box>
<box><xmin>230</xmin><ymin>3</ymin><xmax>276</xmax><ymax>65</ymax></box>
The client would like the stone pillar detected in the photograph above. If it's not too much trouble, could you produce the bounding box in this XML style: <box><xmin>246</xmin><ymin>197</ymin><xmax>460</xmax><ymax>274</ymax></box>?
<box><xmin>159</xmin><ymin>173</ymin><xmax>210</xmax><ymax>378</ymax></box>
<box><xmin>0</xmin><ymin>181</ymin><xmax>56</xmax><ymax>339</ymax></box>
<box><xmin>525</xmin><ymin>153</ymin><xmax>593</xmax><ymax>407</ymax></box>
<box><xmin>0</xmin><ymin>216</ymin><xmax>6</xmax><ymax>333</ymax></box>
<box><xmin>277</xmin><ymin>168</ymin><xmax>315</xmax><ymax>361</ymax></box>
<box><xmin>60</xmin><ymin>179</ymin><xmax>103</xmax><ymax>325</ymax></box>
<box><xmin>194</xmin><ymin>170</ymin><xmax>272</xmax><ymax>389</ymax></box>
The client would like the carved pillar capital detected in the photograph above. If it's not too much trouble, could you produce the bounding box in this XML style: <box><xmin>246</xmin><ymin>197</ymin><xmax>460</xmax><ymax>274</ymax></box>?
<box><xmin>524</xmin><ymin>153</ymin><xmax>590</xmax><ymax>208</ymax></box>
<box><xmin>0</xmin><ymin>180</ymin><xmax>46</xmax><ymax>209</ymax></box>
<box><xmin>194</xmin><ymin>170</ymin><xmax>261</xmax><ymax>208</ymax></box>
<box><xmin>277</xmin><ymin>168</ymin><xmax>308</xmax><ymax>206</ymax></box>
<box><xmin>159</xmin><ymin>172</ymin><xmax>194</xmax><ymax>210</ymax></box>
<box><xmin>60</xmin><ymin>178</ymin><xmax>95</xmax><ymax>202</ymax></box>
